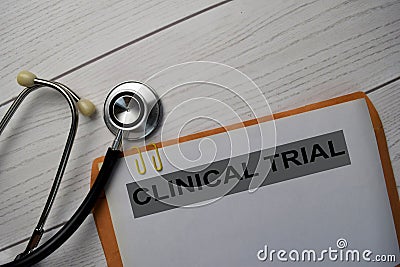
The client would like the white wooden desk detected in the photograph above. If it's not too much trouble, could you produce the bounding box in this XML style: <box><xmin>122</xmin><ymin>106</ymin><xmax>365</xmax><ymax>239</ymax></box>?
<box><xmin>0</xmin><ymin>0</ymin><xmax>399</xmax><ymax>265</ymax></box>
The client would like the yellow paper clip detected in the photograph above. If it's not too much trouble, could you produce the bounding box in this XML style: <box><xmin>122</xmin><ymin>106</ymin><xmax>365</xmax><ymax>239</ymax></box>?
<box><xmin>133</xmin><ymin>146</ymin><xmax>146</xmax><ymax>174</ymax></box>
<box><xmin>151</xmin><ymin>143</ymin><xmax>163</xmax><ymax>171</ymax></box>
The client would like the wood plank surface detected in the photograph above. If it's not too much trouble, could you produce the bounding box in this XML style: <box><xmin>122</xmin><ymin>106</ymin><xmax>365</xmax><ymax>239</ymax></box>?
<box><xmin>0</xmin><ymin>0</ymin><xmax>398</xmax><ymax>248</ymax></box>
<box><xmin>0</xmin><ymin>0</ymin><xmax>399</xmax><ymax>265</ymax></box>
<box><xmin>0</xmin><ymin>0</ymin><xmax>222</xmax><ymax>104</ymax></box>
<box><xmin>0</xmin><ymin>215</ymin><xmax>106</xmax><ymax>266</ymax></box>
<box><xmin>368</xmin><ymin>79</ymin><xmax>400</xmax><ymax>186</ymax></box>
<box><xmin>1</xmin><ymin>82</ymin><xmax>398</xmax><ymax>265</ymax></box>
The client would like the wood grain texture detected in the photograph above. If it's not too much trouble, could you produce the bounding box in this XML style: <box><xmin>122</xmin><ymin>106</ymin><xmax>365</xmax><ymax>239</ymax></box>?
<box><xmin>0</xmin><ymin>215</ymin><xmax>106</xmax><ymax>266</ymax></box>
<box><xmin>0</xmin><ymin>0</ymin><xmax>220</xmax><ymax>104</ymax></box>
<box><xmin>0</xmin><ymin>86</ymin><xmax>397</xmax><ymax>267</ymax></box>
<box><xmin>368</xmin><ymin>80</ymin><xmax>400</xmax><ymax>186</ymax></box>
<box><xmin>0</xmin><ymin>0</ymin><xmax>399</xmax><ymax>265</ymax></box>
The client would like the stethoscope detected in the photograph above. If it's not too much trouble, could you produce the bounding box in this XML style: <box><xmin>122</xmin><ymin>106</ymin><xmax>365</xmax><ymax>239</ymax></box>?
<box><xmin>0</xmin><ymin>71</ymin><xmax>162</xmax><ymax>267</ymax></box>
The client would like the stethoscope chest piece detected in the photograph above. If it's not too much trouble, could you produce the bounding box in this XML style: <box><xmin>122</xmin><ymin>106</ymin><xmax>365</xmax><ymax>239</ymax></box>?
<box><xmin>104</xmin><ymin>81</ymin><xmax>162</xmax><ymax>140</ymax></box>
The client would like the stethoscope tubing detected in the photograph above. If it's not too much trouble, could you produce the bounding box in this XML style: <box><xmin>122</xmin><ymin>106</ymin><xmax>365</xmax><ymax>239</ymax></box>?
<box><xmin>0</xmin><ymin>73</ymin><xmax>104</xmax><ymax>266</ymax></box>
<box><xmin>0</xmin><ymin>79</ymin><xmax>80</xmax><ymax>259</ymax></box>
<box><xmin>1</xmin><ymin>147</ymin><xmax>121</xmax><ymax>267</ymax></box>
<box><xmin>1</xmin><ymin>71</ymin><xmax>159</xmax><ymax>266</ymax></box>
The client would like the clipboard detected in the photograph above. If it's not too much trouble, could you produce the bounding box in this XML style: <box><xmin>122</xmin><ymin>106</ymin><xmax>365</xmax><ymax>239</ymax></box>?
<box><xmin>91</xmin><ymin>92</ymin><xmax>400</xmax><ymax>266</ymax></box>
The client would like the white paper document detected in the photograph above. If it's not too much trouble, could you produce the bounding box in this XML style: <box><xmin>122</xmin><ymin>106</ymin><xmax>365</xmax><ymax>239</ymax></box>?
<box><xmin>103</xmin><ymin>98</ymin><xmax>399</xmax><ymax>266</ymax></box>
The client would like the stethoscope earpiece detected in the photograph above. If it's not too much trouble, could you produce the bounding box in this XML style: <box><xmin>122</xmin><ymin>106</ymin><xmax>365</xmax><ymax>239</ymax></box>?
<box><xmin>77</xmin><ymin>99</ymin><xmax>96</xmax><ymax>117</ymax></box>
<box><xmin>17</xmin><ymin>70</ymin><xmax>96</xmax><ymax>117</ymax></box>
<box><xmin>17</xmin><ymin>70</ymin><xmax>37</xmax><ymax>87</ymax></box>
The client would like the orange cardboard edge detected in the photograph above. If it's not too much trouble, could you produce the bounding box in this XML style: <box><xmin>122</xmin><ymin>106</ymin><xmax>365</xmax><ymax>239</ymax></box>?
<box><xmin>364</xmin><ymin>96</ymin><xmax>400</xmax><ymax>245</ymax></box>
<box><xmin>91</xmin><ymin>156</ymin><xmax>123</xmax><ymax>267</ymax></box>
<box><xmin>90</xmin><ymin>91</ymin><xmax>399</xmax><ymax>266</ymax></box>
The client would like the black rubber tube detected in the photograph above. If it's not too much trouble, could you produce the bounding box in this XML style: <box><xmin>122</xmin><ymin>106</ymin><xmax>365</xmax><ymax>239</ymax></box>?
<box><xmin>1</xmin><ymin>148</ymin><xmax>121</xmax><ymax>267</ymax></box>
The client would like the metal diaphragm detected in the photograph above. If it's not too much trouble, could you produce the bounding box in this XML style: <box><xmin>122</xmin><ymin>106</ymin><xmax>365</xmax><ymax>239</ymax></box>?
<box><xmin>104</xmin><ymin>81</ymin><xmax>162</xmax><ymax>140</ymax></box>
